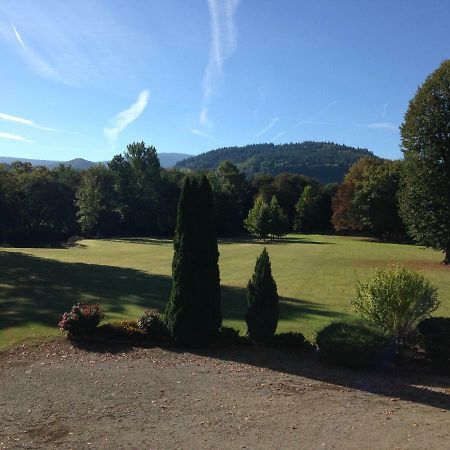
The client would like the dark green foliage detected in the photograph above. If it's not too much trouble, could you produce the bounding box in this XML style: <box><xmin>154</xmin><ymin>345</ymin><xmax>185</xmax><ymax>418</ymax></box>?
<box><xmin>164</xmin><ymin>176</ymin><xmax>222</xmax><ymax>346</ymax></box>
<box><xmin>217</xmin><ymin>326</ymin><xmax>249</xmax><ymax>346</ymax></box>
<box><xmin>0</xmin><ymin>163</ymin><xmax>79</xmax><ymax>245</ymax></box>
<box><xmin>96</xmin><ymin>320</ymin><xmax>146</xmax><ymax>342</ymax></box>
<box><xmin>294</xmin><ymin>185</ymin><xmax>318</xmax><ymax>233</ymax></box>
<box><xmin>109</xmin><ymin>142</ymin><xmax>162</xmax><ymax>235</ymax></box>
<box><xmin>418</xmin><ymin>317</ymin><xmax>450</xmax><ymax>372</ymax></box>
<box><xmin>246</xmin><ymin>248</ymin><xmax>279</xmax><ymax>343</ymax></box>
<box><xmin>316</xmin><ymin>322</ymin><xmax>391</xmax><ymax>369</ymax></box>
<box><xmin>269</xmin><ymin>332</ymin><xmax>312</xmax><ymax>350</ymax></box>
<box><xmin>209</xmin><ymin>161</ymin><xmax>253</xmax><ymax>236</ymax></box>
<box><xmin>137</xmin><ymin>309</ymin><xmax>168</xmax><ymax>341</ymax></box>
<box><xmin>253</xmin><ymin>173</ymin><xmax>317</xmax><ymax>226</ymax></box>
<box><xmin>269</xmin><ymin>196</ymin><xmax>288</xmax><ymax>239</ymax></box>
<box><xmin>76</xmin><ymin>165</ymin><xmax>121</xmax><ymax>237</ymax></box>
<box><xmin>176</xmin><ymin>142</ymin><xmax>375</xmax><ymax>184</ymax></box>
<box><xmin>352</xmin><ymin>160</ymin><xmax>406</xmax><ymax>239</ymax></box>
<box><xmin>295</xmin><ymin>183</ymin><xmax>337</xmax><ymax>233</ymax></box>
<box><xmin>399</xmin><ymin>60</ymin><xmax>450</xmax><ymax>263</ymax></box>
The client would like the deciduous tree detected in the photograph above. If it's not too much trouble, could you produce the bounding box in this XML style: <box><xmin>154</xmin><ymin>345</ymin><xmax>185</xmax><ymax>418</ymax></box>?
<box><xmin>399</xmin><ymin>60</ymin><xmax>450</xmax><ymax>264</ymax></box>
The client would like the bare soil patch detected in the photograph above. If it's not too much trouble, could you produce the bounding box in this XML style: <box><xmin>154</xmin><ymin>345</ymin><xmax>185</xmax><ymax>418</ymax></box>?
<box><xmin>1</xmin><ymin>339</ymin><xmax>449</xmax><ymax>449</ymax></box>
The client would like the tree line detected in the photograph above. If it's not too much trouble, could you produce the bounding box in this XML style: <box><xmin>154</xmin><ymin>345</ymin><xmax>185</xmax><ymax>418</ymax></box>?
<box><xmin>1</xmin><ymin>60</ymin><xmax>449</xmax><ymax>262</ymax></box>
<box><xmin>0</xmin><ymin>146</ymin><xmax>335</xmax><ymax>245</ymax></box>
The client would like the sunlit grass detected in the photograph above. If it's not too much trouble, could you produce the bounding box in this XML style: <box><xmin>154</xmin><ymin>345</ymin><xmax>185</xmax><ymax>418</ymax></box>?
<box><xmin>1</xmin><ymin>234</ymin><xmax>449</xmax><ymax>349</ymax></box>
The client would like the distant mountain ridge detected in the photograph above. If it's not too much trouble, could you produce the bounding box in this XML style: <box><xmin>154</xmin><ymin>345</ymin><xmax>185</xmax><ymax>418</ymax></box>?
<box><xmin>175</xmin><ymin>141</ymin><xmax>376</xmax><ymax>183</ymax></box>
<box><xmin>0</xmin><ymin>152</ymin><xmax>191</xmax><ymax>170</ymax></box>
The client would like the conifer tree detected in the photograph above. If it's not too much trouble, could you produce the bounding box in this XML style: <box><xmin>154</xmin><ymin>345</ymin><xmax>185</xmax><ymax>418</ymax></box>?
<box><xmin>165</xmin><ymin>175</ymin><xmax>222</xmax><ymax>345</ymax></box>
<box><xmin>246</xmin><ymin>248</ymin><xmax>279</xmax><ymax>343</ymax></box>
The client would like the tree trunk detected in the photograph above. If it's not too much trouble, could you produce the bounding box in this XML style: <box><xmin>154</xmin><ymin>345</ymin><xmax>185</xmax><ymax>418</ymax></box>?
<box><xmin>444</xmin><ymin>248</ymin><xmax>450</xmax><ymax>265</ymax></box>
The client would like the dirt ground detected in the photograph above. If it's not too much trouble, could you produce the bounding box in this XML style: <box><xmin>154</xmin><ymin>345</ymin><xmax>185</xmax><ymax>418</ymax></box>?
<box><xmin>1</xmin><ymin>339</ymin><xmax>449</xmax><ymax>450</ymax></box>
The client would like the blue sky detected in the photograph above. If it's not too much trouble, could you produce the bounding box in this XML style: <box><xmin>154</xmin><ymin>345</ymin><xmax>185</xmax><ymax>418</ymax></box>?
<box><xmin>0</xmin><ymin>0</ymin><xmax>449</xmax><ymax>162</ymax></box>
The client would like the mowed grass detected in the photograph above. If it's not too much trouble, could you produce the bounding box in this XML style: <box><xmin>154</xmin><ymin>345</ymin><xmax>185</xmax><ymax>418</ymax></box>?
<box><xmin>1</xmin><ymin>234</ymin><xmax>449</xmax><ymax>349</ymax></box>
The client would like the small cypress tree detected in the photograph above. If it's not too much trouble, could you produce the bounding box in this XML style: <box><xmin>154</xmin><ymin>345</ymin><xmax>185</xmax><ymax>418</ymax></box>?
<box><xmin>165</xmin><ymin>175</ymin><xmax>222</xmax><ymax>345</ymax></box>
<box><xmin>246</xmin><ymin>248</ymin><xmax>279</xmax><ymax>343</ymax></box>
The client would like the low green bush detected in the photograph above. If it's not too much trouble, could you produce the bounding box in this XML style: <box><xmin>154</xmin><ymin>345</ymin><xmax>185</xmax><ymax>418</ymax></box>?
<box><xmin>418</xmin><ymin>317</ymin><xmax>450</xmax><ymax>372</ymax></box>
<box><xmin>137</xmin><ymin>309</ymin><xmax>168</xmax><ymax>341</ymax></box>
<box><xmin>269</xmin><ymin>332</ymin><xmax>312</xmax><ymax>350</ymax></box>
<box><xmin>316</xmin><ymin>322</ymin><xmax>391</xmax><ymax>369</ymax></box>
<box><xmin>96</xmin><ymin>320</ymin><xmax>145</xmax><ymax>342</ymax></box>
<box><xmin>351</xmin><ymin>266</ymin><xmax>439</xmax><ymax>344</ymax></box>
<box><xmin>217</xmin><ymin>326</ymin><xmax>249</xmax><ymax>346</ymax></box>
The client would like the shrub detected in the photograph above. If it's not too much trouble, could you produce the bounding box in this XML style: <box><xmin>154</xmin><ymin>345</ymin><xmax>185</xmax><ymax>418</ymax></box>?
<box><xmin>137</xmin><ymin>309</ymin><xmax>168</xmax><ymax>341</ymax></box>
<box><xmin>58</xmin><ymin>302</ymin><xmax>104</xmax><ymax>336</ymax></box>
<box><xmin>246</xmin><ymin>248</ymin><xmax>279</xmax><ymax>343</ymax></box>
<box><xmin>350</xmin><ymin>266</ymin><xmax>439</xmax><ymax>344</ymax></box>
<box><xmin>217</xmin><ymin>326</ymin><xmax>248</xmax><ymax>346</ymax></box>
<box><xmin>269</xmin><ymin>332</ymin><xmax>312</xmax><ymax>350</ymax></box>
<box><xmin>316</xmin><ymin>322</ymin><xmax>391</xmax><ymax>369</ymax></box>
<box><xmin>418</xmin><ymin>317</ymin><xmax>450</xmax><ymax>371</ymax></box>
<box><xmin>96</xmin><ymin>320</ymin><xmax>145</xmax><ymax>341</ymax></box>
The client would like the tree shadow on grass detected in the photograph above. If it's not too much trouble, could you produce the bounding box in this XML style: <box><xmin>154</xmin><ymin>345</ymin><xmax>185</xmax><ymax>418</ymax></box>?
<box><xmin>221</xmin><ymin>285</ymin><xmax>349</xmax><ymax>323</ymax></box>
<box><xmin>110</xmin><ymin>236</ymin><xmax>331</xmax><ymax>246</ymax></box>
<box><xmin>109</xmin><ymin>237</ymin><xmax>173</xmax><ymax>246</ymax></box>
<box><xmin>0</xmin><ymin>251</ymin><xmax>343</xmax><ymax>332</ymax></box>
<box><xmin>0</xmin><ymin>251</ymin><xmax>172</xmax><ymax>331</ymax></box>
<box><xmin>218</xmin><ymin>236</ymin><xmax>332</xmax><ymax>245</ymax></box>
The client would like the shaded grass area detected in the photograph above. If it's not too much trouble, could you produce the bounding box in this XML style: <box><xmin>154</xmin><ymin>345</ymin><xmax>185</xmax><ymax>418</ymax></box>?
<box><xmin>1</xmin><ymin>234</ymin><xmax>449</xmax><ymax>349</ymax></box>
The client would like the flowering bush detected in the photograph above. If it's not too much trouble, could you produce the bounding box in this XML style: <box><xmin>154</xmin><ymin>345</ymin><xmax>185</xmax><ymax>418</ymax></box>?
<box><xmin>58</xmin><ymin>302</ymin><xmax>104</xmax><ymax>336</ymax></box>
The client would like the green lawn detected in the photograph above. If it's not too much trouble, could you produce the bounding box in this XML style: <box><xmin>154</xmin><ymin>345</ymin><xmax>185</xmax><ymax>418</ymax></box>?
<box><xmin>1</xmin><ymin>234</ymin><xmax>449</xmax><ymax>349</ymax></box>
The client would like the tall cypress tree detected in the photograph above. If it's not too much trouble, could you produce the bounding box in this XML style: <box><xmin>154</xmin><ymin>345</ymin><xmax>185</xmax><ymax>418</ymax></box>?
<box><xmin>165</xmin><ymin>175</ymin><xmax>222</xmax><ymax>345</ymax></box>
<box><xmin>246</xmin><ymin>248</ymin><xmax>279</xmax><ymax>343</ymax></box>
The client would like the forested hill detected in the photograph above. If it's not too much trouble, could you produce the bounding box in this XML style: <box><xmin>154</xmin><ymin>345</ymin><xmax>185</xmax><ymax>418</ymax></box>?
<box><xmin>0</xmin><ymin>152</ymin><xmax>190</xmax><ymax>170</ymax></box>
<box><xmin>176</xmin><ymin>142</ymin><xmax>376</xmax><ymax>183</ymax></box>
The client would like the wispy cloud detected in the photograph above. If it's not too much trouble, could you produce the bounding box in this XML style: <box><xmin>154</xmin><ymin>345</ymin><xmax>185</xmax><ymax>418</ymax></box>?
<box><xmin>294</xmin><ymin>119</ymin><xmax>328</xmax><ymax>127</ymax></box>
<box><xmin>271</xmin><ymin>131</ymin><xmax>287</xmax><ymax>141</ymax></box>
<box><xmin>294</xmin><ymin>100</ymin><xmax>338</xmax><ymax>128</ymax></box>
<box><xmin>367</xmin><ymin>122</ymin><xmax>397</xmax><ymax>131</ymax></box>
<box><xmin>191</xmin><ymin>128</ymin><xmax>217</xmax><ymax>140</ymax></box>
<box><xmin>382</xmin><ymin>102</ymin><xmax>388</xmax><ymax>121</ymax></box>
<box><xmin>9</xmin><ymin>23</ymin><xmax>67</xmax><ymax>84</ymax></box>
<box><xmin>104</xmin><ymin>90</ymin><xmax>150</xmax><ymax>145</ymax></box>
<box><xmin>0</xmin><ymin>132</ymin><xmax>33</xmax><ymax>143</ymax></box>
<box><xmin>0</xmin><ymin>112</ymin><xmax>60</xmax><ymax>132</ymax></box>
<box><xmin>256</xmin><ymin>117</ymin><xmax>279</xmax><ymax>137</ymax></box>
<box><xmin>200</xmin><ymin>0</ymin><xmax>239</xmax><ymax>127</ymax></box>
<box><xmin>0</xmin><ymin>3</ymin><xmax>150</xmax><ymax>88</ymax></box>
<box><xmin>11</xmin><ymin>24</ymin><xmax>24</xmax><ymax>47</ymax></box>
